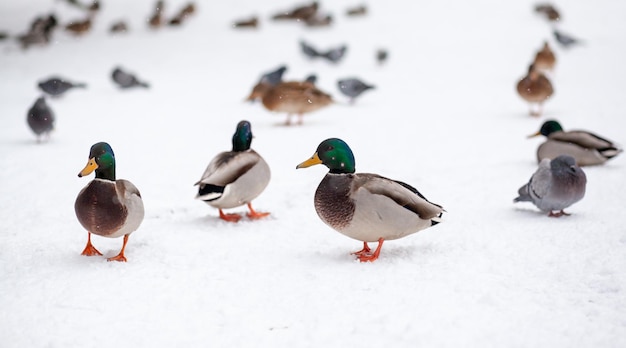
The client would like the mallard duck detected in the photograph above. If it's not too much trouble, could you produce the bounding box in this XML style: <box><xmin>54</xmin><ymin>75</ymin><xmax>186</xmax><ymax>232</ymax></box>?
<box><xmin>533</xmin><ymin>41</ymin><xmax>556</xmax><ymax>72</ymax></box>
<box><xmin>516</xmin><ymin>64</ymin><xmax>554</xmax><ymax>116</ymax></box>
<box><xmin>65</xmin><ymin>13</ymin><xmax>94</xmax><ymax>36</ymax></box>
<box><xmin>514</xmin><ymin>155</ymin><xmax>586</xmax><ymax>217</ymax></box>
<box><xmin>148</xmin><ymin>0</ymin><xmax>165</xmax><ymax>29</ymax></box>
<box><xmin>75</xmin><ymin>142</ymin><xmax>144</xmax><ymax>262</ymax></box>
<box><xmin>534</xmin><ymin>4</ymin><xmax>560</xmax><ymax>21</ymax></box>
<box><xmin>529</xmin><ymin>120</ymin><xmax>623</xmax><ymax>166</ymax></box>
<box><xmin>271</xmin><ymin>1</ymin><xmax>318</xmax><ymax>21</ymax></box>
<box><xmin>195</xmin><ymin>121</ymin><xmax>270</xmax><ymax>222</ymax></box>
<box><xmin>296</xmin><ymin>138</ymin><xmax>444</xmax><ymax>262</ymax></box>
<box><xmin>232</xmin><ymin>16</ymin><xmax>259</xmax><ymax>29</ymax></box>
<box><xmin>261</xmin><ymin>81</ymin><xmax>333</xmax><ymax>125</ymax></box>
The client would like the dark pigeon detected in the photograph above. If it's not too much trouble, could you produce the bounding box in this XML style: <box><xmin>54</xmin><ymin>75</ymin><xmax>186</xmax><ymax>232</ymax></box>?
<box><xmin>38</xmin><ymin>77</ymin><xmax>87</xmax><ymax>97</ymax></box>
<box><xmin>27</xmin><ymin>97</ymin><xmax>55</xmax><ymax>142</ymax></box>
<box><xmin>337</xmin><ymin>78</ymin><xmax>375</xmax><ymax>103</ymax></box>
<box><xmin>111</xmin><ymin>67</ymin><xmax>150</xmax><ymax>89</ymax></box>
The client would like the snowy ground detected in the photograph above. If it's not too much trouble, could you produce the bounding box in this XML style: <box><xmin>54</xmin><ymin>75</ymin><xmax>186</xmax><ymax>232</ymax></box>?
<box><xmin>1</xmin><ymin>0</ymin><xmax>625</xmax><ymax>347</ymax></box>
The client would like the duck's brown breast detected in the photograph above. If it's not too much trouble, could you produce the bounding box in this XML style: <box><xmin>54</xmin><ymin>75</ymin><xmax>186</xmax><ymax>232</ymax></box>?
<box><xmin>75</xmin><ymin>180</ymin><xmax>127</xmax><ymax>237</ymax></box>
<box><xmin>314</xmin><ymin>174</ymin><xmax>355</xmax><ymax>230</ymax></box>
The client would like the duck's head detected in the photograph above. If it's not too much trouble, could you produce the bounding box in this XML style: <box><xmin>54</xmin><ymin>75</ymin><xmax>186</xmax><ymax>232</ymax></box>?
<box><xmin>232</xmin><ymin>121</ymin><xmax>253</xmax><ymax>152</ymax></box>
<box><xmin>528</xmin><ymin>120</ymin><xmax>563</xmax><ymax>138</ymax></box>
<box><xmin>78</xmin><ymin>142</ymin><xmax>116</xmax><ymax>180</ymax></box>
<box><xmin>297</xmin><ymin>138</ymin><xmax>355</xmax><ymax>174</ymax></box>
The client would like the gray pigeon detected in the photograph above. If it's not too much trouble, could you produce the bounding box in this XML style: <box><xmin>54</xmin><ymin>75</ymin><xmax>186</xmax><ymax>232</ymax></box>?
<box><xmin>111</xmin><ymin>67</ymin><xmax>150</xmax><ymax>89</ymax></box>
<box><xmin>300</xmin><ymin>40</ymin><xmax>320</xmax><ymax>59</ymax></box>
<box><xmin>321</xmin><ymin>44</ymin><xmax>347</xmax><ymax>63</ymax></box>
<box><xmin>553</xmin><ymin>30</ymin><xmax>582</xmax><ymax>48</ymax></box>
<box><xmin>38</xmin><ymin>77</ymin><xmax>87</xmax><ymax>97</ymax></box>
<box><xmin>260</xmin><ymin>65</ymin><xmax>287</xmax><ymax>85</ymax></box>
<box><xmin>337</xmin><ymin>78</ymin><xmax>375</xmax><ymax>103</ymax></box>
<box><xmin>514</xmin><ymin>155</ymin><xmax>586</xmax><ymax>217</ymax></box>
<box><xmin>304</xmin><ymin>74</ymin><xmax>317</xmax><ymax>84</ymax></box>
<box><xmin>27</xmin><ymin>97</ymin><xmax>55</xmax><ymax>142</ymax></box>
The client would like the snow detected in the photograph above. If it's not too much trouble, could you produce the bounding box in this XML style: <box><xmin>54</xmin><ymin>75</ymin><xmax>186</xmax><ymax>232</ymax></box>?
<box><xmin>1</xmin><ymin>0</ymin><xmax>626</xmax><ymax>347</ymax></box>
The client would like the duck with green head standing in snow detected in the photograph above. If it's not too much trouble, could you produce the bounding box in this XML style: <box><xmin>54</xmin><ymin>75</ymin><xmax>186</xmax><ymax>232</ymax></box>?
<box><xmin>297</xmin><ymin>138</ymin><xmax>444</xmax><ymax>262</ymax></box>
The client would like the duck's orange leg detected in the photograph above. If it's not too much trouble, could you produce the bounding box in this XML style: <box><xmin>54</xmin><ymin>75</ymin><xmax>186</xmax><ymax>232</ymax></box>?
<box><xmin>219</xmin><ymin>209</ymin><xmax>242</xmax><ymax>222</ymax></box>
<box><xmin>246</xmin><ymin>202</ymin><xmax>269</xmax><ymax>220</ymax></box>
<box><xmin>351</xmin><ymin>242</ymin><xmax>371</xmax><ymax>256</ymax></box>
<box><xmin>107</xmin><ymin>235</ymin><xmax>129</xmax><ymax>262</ymax></box>
<box><xmin>81</xmin><ymin>232</ymin><xmax>102</xmax><ymax>256</ymax></box>
<box><xmin>356</xmin><ymin>238</ymin><xmax>384</xmax><ymax>262</ymax></box>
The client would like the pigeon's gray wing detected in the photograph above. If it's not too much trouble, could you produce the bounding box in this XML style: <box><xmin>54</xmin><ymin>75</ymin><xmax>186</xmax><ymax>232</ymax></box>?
<box><xmin>528</xmin><ymin>158</ymin><xmax>553</xmax><ymax>200</ymax></box>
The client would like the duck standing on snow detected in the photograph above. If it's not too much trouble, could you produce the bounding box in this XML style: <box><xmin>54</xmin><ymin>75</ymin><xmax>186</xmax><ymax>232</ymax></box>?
<box><xmin>195</xmin><ymin>121</ymin><xmax>271</xmax><ymax>222</ymax></box>
<box><xmin>514</xmin><ymin>155</ymin><xmax>586</xmax><ymax>217</ymax></box>
<box><xmin>529</xmin><ymin>120</ymin><xmax>623</xmax><ymax>166</ymax></box>
<box><xmin>297</xmin><ymin>138</ymin><xmax>444</xmax><ymax>262</ymax></box>
<box><xmin>261</xmin><ymin>81</ymin><xmax>333</xmax><ymax>125</ymax></box>
<box><xmin>75</xmin><ymin>142</ymin><xmax>145</xmax><ymax>262</ymax></box>
<box><xmin>27</xmin><ymin>97</ymin><xmax>55</xmax><ymax>142</ymax></box>
<box><xmin>516</xmin><ymin>64</ymin><xmax>553</xmax><ymax>116</ymax></box>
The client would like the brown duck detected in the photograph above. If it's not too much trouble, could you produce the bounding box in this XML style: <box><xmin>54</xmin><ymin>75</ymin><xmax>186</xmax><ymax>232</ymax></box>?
<box><xmin>516</xmin><ymin>64</ymin><xmax>554</xmax><ymax>116</ymax></box>
<box><xmin>533</xmin><ymin>41</ymin><xmax>556</xmax><ymax>72</ymax></box>
<box><xmin>261</xmin><ymin>81</ymin><xmax>333</xmax><ymax>125</ymax></box>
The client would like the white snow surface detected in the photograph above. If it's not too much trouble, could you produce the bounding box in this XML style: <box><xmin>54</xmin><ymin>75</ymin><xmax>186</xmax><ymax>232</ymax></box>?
<box><xmin>1</xmin><ymin>0</ymin><xmax>626</xmax><ymax>347</ymax></box>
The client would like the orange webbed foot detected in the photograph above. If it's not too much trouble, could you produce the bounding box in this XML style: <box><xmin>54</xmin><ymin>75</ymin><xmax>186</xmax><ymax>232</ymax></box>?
<box><xmin>107</xmin><ymin>254</ymin><xmax>127</xmax><ymax>262</ymax></box>
<box><xmin>219</xmin><ymin>209</ymin><xmax>242</xmax><ymax>222</ymax></box>
<box><xmin>246</xmin><ymin>203</ymin><xmax>269</xmax><ymax>220</ymax></box>
<box><xmin>355</xmin><ymin>239</ymin><xmax>384</xmax><ymax>262</ymax></box>
<box><xmin>351</xmin><ymin>242</ymin><xmax>371</xmax><ymax>256</ymax></box>
<box><xmin>81</xmin><ymin>233</ymin><xmax>102</xmax><ymax>256</ymax></box>
<box><xmin>107</xmin><ymin>235</ymin><xmax>129</xmax><ymax>262</ymax></box>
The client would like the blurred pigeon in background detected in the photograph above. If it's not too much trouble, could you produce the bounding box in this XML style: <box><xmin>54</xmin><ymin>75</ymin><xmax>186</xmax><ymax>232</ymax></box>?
<box><xmin>320</xmin><ymin>44</ymin><xmax>347</xmax><ymax>63</ymax></box>
<box><xmin>38</xmin><ymin>77</ymin><xmax>87</xmax><ymax>97</ymax></box>
<box><xmin>246</xmin><ymin>65</ymin><xmax>288</xmax><ymax>102</ymax></box>
<box><xmin>337</xmin><ymin>78</ymin><xmax>375</xmax><ymax>103</ymax></box>
<box><xmin>300</xmin><ymin>40</ymin><xmax>320</xmax><ymax>59</ymax></box>
<box><xmin>111</xmin><ymin>67</ymin><xmax>150</xmax><ymax>89</ymax></box>
<box><xmin>553</xmin><ymin>29</ymin><xmax>582</xmax><ymax>48</ymax></box>
<box><xmin>27</xmin><ymin>97</ymin><xmax>55</xmax><ymax>142</ymax></box>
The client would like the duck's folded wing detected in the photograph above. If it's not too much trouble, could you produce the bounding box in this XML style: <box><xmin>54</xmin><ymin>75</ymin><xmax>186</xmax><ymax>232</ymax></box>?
<box><xmin>195</xmin><ymin>151</ymin><xmax>260</xmax><ymax>186</ymax></box>
<box><xmin>551</xmin><ymin>131</ymin><xmax>617</xmax><ymax>150</ymax></box>
<box><xmin>355</xmin><ymin>174</ymin><xmax>444</xmax><ymax>220</ymax></box>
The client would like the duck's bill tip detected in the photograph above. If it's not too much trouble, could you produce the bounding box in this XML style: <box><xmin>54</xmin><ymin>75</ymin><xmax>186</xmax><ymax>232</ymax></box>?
<box><xmin>296</xmin><ymin>154</ymin><xmax>322</xmax><ymax>169</ymax></box>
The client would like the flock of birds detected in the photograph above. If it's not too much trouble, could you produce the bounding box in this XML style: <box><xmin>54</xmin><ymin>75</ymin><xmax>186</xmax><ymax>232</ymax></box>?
<box><xmin>509</xmin><ymin>4</ymin><xmax>622</xmax><ymax>217</ymax></box>
<box><xmin>14</xmin><ymin>1</ymin><xmax>625</xmax><ymax>262</ymax></box>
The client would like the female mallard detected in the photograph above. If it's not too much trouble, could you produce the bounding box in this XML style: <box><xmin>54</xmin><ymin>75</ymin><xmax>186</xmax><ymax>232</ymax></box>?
<box><xmin>529</xmin><ymin>120</ymin><xmax>623</xmax><ymax>166</ymax></box>
<box><xmin>296</xmin><ymin>138</ymin><xmax>444</xmax><ymax>262</ymax></box>
<box><xmin>261</xmin><ymin>81</ymin><xmax>333</xmax><ymax>125</ymax></box>
<box><xmin>533</xmin><ymin>41</ymin><xmax>556</xmax><ymax>72</ymax></box>
<box><xmin>195</xmin><ymin>120</ymin><xmax>270</xmax><ymax>222</ymax></box>
<box><xmin>75</xmin><ymin>142</ymin><xmax>144</xmax><ymax>262</ymax></box>
<box><xmin>516</xmin><ymin>64</ymin><xmax>554</xmax><ymax>116</ymax></box>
